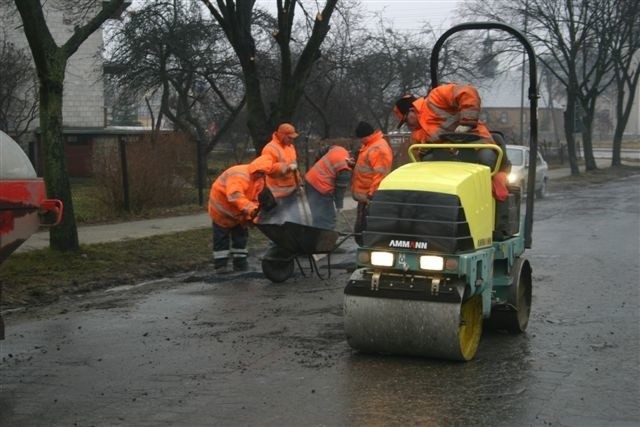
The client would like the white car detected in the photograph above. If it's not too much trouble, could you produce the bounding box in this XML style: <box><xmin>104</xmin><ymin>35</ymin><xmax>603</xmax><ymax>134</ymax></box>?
<box><xmin>505</xmin><ymin>144</ymin><xmax>549</xmax><ymax>198</ymax></box>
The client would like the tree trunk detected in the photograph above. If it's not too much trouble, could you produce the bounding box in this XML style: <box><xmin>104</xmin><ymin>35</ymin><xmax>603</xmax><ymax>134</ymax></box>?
<box><xmin>581</xmin><ymin>113</ymin><xmax>598</xmax><ymax>171</ymax></box>
<box><xmin>611</xmin><ymin>69</ymin><xmax>640</xmax><ymax>166</ymax></box>
<box><xmin>563</xmin><ymin>105</ymin><xmax>580</xmax><ymax>176</ymax></box>
<box><xmin>611</xmin><ymin>123</ymin><xmax>623</xmax><ymax>166</ymax></box>
<box><xmin>611</xmin><ymin>79</ymin><xmax>624</xmax><ymax>166</ymax></box>
<box><xmin>40</xmin><ymin>59</ymin><xmax>79</xmax><ymax>251</ymax></box>
<box><xmin>243</xmin><ymin>63</ymin><xmax>270</xmax><ymax>153</ymax></box>
<box><xmin>15</xmin><ymin>0</ymin><xmax>127</xmax><ymax>252</ymax></box>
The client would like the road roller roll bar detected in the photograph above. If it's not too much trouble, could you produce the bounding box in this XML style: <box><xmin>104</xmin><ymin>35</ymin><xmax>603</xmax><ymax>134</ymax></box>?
<box><xmin>429</xmin><ymin>22</ymin><xmax>539</xmax><ymax>249</ymax></box>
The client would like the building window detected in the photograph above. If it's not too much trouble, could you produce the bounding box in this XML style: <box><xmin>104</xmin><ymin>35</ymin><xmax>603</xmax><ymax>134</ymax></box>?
<box><xmin>66</xmin><ymin>135</ymin><xmax>90</xmax><ymax>145</ymax></box>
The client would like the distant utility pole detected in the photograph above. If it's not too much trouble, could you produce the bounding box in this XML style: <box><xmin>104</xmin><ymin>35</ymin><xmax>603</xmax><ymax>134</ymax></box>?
<box><xmin>520</xmin><ymin>0</ymin><xmax>529</xmax><ymax>145</ymax></box>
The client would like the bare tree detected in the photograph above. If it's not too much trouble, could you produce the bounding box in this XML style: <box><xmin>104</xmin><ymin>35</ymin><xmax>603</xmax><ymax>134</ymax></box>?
<box><xmin>272</xmin><ymin>0</ymin><xmax>405</xmax><ymax>140</ymax></box>
<box><xmin>348</xmin><ymin>19</ymin><xmax>432</xmax><ymax>132</ymax></box>
<box><xmin>108</xmin><ymin>1</ymin><xmax>244</xmax><ymax>140</ymax></box>
<box><xmin>610</xmin><ymin>0</ymin><xmax>640</xmax><ymax>166</ymax></box>
<box><xmin>0</xmin><ymin>36</ymin><xmax>38</xmax><ymax>139</ymax></box>
<box><xmin>13</xmin><ymin>0</ymin><xmax>127</xmax><ymax>251</ymax></box>
<box><xmin>108</xmin><ymin>0</ymin><xmax>248</xmax><ymax>203</ymax></box>
<box><xmin>294</xmin><ymin>0</ymin><xmax>361</xmax><ymax>139</ymax></box>
<box><xmin>467</xmin><ymin>0</ymin><xmax>620</xmax><ymax>175</ymax></box>
<box><xmin>200</xmin><ymin>0</ymin><xmax>338</xmax><ymax>152</ymax></box>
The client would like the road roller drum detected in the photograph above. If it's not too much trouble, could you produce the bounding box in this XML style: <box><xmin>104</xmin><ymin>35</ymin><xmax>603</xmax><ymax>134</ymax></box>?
<box><xmin>344</xmin><ymin>293</ymin><xmax>483</xmax><ymax>361</ymax></box>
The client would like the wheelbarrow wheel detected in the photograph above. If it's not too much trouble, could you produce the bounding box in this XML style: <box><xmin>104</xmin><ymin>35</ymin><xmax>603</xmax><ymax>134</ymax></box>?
<box><xmin>261</xmin><ymin>257</ymin><xmax>295</xmax><ymax>283</ymax></box>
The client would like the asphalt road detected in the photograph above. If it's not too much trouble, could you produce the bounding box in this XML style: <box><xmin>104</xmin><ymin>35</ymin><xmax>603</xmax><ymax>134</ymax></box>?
<box><xmin>1</xmin><ymin>173</ymin><xmax>639</xmax><ymax>426</ymax></box>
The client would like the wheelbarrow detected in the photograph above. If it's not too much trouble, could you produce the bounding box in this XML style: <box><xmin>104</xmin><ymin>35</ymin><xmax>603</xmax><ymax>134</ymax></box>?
<box><xmin>256</xmin><ymin>221</ymin><xmax>354</xmax><ymax>283</ymax></box>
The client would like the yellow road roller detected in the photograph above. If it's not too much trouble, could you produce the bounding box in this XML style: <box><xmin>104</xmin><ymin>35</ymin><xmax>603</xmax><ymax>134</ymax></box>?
<box><xmin>343</xmin><ymin>22</ymin><xmax>539</xmax><ymax>361</ymax></box>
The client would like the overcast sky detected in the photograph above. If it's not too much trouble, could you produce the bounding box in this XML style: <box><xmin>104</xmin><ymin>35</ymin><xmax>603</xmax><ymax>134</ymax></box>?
<box><xmin>130</xmin><ymin>0</ymin><xmax>463</xmax><ymax>30</ymax></box>
<box><xmin>251</xmin><ymin>0</ymin><xmax>463</xmax><ymax>33</ymax></box>
<box><xmin>356</xmin><ymin>0</ymin><xmax>462</xmax><ymax>32</ymax></box>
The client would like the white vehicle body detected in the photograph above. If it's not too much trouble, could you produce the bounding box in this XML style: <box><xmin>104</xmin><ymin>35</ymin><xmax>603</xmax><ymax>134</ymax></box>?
<box><xmin>506</xmin><ymin>144</ymin><xmax>549</xmax><ymax>198</ymax></box>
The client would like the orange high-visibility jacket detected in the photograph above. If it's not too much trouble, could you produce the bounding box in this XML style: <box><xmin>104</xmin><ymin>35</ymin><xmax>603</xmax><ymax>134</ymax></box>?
<box><xmin>208</xmin><ymin>164</ymin><xmax>265</xmax><ymax>228</ymax></box>
<box><xmin>412</xmin><ymin>84</ymin><xmax>509</xmax><ymax>201</ymax></box>
<box><xmin>262</xmin><ymin>133</ymin><xmax>298</xmax><ymax>198</ymax></box>
<box><xmin>411</xmin><ymin>83</ymin><xmax>494</xmax><ymax>144</ymax></box>
<box><xmin>305</xmin><ymin>146</ymin><xmax>352</xmax><ymax>195</ymax></box>
<box><xmin>351</xmin><ymin>130</ymin><xmax>393</xmax><ymax>202</ymax></box>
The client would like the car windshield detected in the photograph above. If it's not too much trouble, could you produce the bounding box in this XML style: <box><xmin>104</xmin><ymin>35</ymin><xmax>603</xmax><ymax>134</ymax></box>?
<box><xmin>507</xmin><ymin>148</ymin><xmax>524</xmax><ymax>166</ymax></box>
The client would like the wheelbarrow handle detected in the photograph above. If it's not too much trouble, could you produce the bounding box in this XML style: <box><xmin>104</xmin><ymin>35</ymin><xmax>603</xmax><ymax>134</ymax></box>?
<box><xmin>292</xmin><ymin>173</ymin><xmax>312</xmax><ymax>225</ymax></box>
<box><xmin>339</xmin><ymin>209</ymin><xmax>354</xmax><ymax>230</ymax></box>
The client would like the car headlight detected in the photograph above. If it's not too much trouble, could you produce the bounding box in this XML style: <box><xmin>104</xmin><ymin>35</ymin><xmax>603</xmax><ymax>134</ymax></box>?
<box><xmin>420</xmin><ymin>255</ymin><xmax>444</xmax><ymax>271</ymax></box>
<box><xmin>507</xmin><ymin>173</ymin><xmax>518</xmax><ymax>184</ymax></box>
<box><xmin>371</xmin><ymin>251</ymin><xmax>394</xmax><ymax>267</ymax></box>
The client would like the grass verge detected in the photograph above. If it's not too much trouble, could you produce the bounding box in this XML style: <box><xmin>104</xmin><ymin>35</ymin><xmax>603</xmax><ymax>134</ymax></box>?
<box><xmin>2</xmin><ymin>229</ymin><xmax>208</xmax><ymax>308</ymax></box>
<box><xmin>0</xmin><ymin>229</ymin><xmax>272</xmax><ymax>309</ymax></box>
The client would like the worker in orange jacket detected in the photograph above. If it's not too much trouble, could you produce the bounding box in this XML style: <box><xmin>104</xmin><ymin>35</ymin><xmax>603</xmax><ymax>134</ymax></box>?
<box><xmin>260</xmin><ymin>123</ymin><xmax>303</xmax><ymax>225</ymax></box>
<box><xmin>304</xmin><ymin>145</ymin><xmax>353</xmax><ymax>230</ymax></box>
<box><xmin>208</xmin><ymin>155</ymin><xmax>274</xmax><ymax>273</ymax></box>
<box><xmin>351</xmin><ymin>121</ymin><xmax>393</xmax><ymax>245</ymax></box>
<box><xmin>394</xmin><ymin>83</ymin><xmax>509</xmax><ymax>201</ymax></box>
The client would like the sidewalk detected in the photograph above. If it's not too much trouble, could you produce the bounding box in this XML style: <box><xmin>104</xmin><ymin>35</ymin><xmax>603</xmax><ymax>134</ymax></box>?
<box><xmin>16</xmin><ymin>212</ymin><xmax>212</xmax><ymax>252</ymax></box>
<box><xmin>16</xmin><ymin>197</ymin><xmax>359</xmax><ymax>252</ymax></box>
<box><xmin>16</xmin><ymin>160</ymin><xmax>618</xmax><ymax>252</ymax></box>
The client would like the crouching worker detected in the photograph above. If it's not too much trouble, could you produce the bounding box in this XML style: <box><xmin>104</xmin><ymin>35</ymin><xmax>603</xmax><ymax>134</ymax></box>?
<box><xmin>394</xmin><ymin>83</ymin><xmax>509</xmax><ymax>201</ymax></box>
<box><xmin>208</xmin><ymin>155</ymin><xmax>275</xmax><ymax>273</ymax></box>
<box><xmin>304</xmin><ymin>145</ymin><xmax>353</xmax><ymax>230</ymax></box>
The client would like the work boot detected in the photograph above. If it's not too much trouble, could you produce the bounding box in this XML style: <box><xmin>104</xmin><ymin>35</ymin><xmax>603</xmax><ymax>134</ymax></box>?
<box><xmin>214</xmin><ymin>258</ymin><xmax>230</xmax><ymax>274</ymax></box>
<box><xmin>233</xmin><ymin>257</ymin><xmax>250</xmax><ymax>272</ymax></box>
<box><xmin>214</xmin><ymin>265</ymin><xmax>230</xmax><ymax>274</ymax></box>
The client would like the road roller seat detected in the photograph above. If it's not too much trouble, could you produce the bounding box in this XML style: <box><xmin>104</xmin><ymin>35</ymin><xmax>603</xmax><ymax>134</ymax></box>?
<box><xmin>490</xmin><ymin>131</ymin><xmax>520</xmax><ymax>240</ymax></box>
<box><xmin>490</xmin><ymin>131</ymin><xmax>511</xmax><ymax>173</ymax></box>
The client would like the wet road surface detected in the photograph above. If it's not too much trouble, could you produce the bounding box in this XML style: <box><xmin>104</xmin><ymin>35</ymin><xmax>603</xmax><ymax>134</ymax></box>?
<box><xmin>1</xmin><ymin>175</ymin><xmax>639</xmax><ymax>426</ymax></box>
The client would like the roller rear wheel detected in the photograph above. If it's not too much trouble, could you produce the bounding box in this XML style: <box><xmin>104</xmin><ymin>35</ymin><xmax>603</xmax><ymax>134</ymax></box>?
<box><xmin>489</xmin><ymin>257</ymin><xmax>532</xmax><ymax>333</ymax></box>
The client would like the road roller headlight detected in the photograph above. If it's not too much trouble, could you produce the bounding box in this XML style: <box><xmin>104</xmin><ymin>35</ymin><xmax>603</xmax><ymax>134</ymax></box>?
<box><xmin>420</xmin><ymin>255</ymin><xmax>444</xmax><ymax>271</ymax></box>
<box><xmin>357</xmin><ymin>250</ymin><xmax>370</xmax><ymax>264</ymax></box>
<box><xmin>370</xmin><ymin>251</ymin><xmax>394</xmax><ymax>267</ymax></box>
<box><xmin>508</xmin><ymin>172</ymin><xmax>518</xmax><ymax>184</ymax></box>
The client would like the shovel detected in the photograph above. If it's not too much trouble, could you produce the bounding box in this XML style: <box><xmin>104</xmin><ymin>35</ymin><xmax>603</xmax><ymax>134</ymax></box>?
<box><xmin>339</xmin><ymin>208</ymin><xmax>354</xmax><ymax>231</ymax></box>
<box><xmin>293</xmin><ymin>171</ymin><xmax>312</xmax><ymax>225</ymax></box>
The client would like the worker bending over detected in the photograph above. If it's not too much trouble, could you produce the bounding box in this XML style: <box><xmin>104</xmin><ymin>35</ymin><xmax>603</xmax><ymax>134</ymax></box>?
<box><xmin>208</xmin><ymin>155</ymin><xmax>274</xmax><ymax>274</ymax></box>
<box><xmin>394</xmin><ymin>83</ymin><xmax>509</xmax><ymax>201</ymax></box>
<box><xmin>305</xmin><ymin>145</ymin><xmax>353</xmax><ymax>230</ymax></box>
